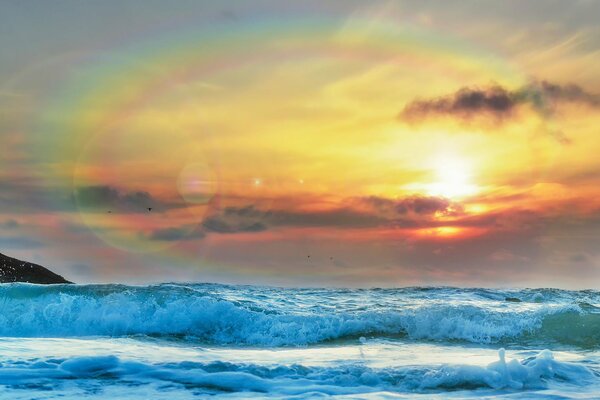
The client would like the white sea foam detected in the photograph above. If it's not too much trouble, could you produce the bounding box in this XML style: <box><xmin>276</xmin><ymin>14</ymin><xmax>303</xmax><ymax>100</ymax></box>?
<box><xmin>0</xmin><ymin>349</ymin><xmax>594</xmax><ymax>398</ymax></box>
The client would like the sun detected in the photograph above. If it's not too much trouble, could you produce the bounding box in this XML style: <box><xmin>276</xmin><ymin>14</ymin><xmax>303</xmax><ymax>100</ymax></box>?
<box><xmin>425</xmin><ymin>156</ymin><xmax>478</xmax><ymax>199</ymax></box>
<box><xmin>399</xmin><ymin>154</ymin><xmax>479</xmax><ymax>200</ymax></box>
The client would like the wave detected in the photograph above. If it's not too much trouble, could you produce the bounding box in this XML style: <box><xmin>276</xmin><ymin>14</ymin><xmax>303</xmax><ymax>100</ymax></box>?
<box><xmin>0</xmin><ymin>283</ymin><xmax>599</xmax><ymax>347</ymax></box>
<box><xmin>0</xmin><ymin>349</ymin><xmax>595</xmax><ymax>396</ymax></box>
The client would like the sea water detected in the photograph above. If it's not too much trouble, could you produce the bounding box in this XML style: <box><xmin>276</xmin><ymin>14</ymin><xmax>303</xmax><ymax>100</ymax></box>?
<box><xmin>0</xmin><ymin>283</ymin><xmax>598</xmax><ymax>399</ymax></box>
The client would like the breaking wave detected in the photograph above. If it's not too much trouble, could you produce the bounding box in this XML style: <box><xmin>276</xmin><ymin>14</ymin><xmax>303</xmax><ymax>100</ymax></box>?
<box><xmin>0</xmin><ymin>283</ymin><xmax>599</xmax><ymax>348</ymax></box>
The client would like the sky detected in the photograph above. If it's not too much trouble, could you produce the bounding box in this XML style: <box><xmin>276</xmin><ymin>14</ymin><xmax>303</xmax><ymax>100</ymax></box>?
<box><xmin>1</xmin><ymin>0</ymin><xmax>600</xmax><ymax>287</ymax></box>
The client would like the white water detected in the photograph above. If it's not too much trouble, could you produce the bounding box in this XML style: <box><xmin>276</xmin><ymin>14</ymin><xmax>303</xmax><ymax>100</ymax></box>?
<box><xmin>0</xmin><ymin>283</ymin><xmax>599</xmax><ymax>398</ymax></box>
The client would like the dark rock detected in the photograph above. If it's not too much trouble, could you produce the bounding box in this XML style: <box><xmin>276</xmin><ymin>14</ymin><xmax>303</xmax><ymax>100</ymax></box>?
<box><xmin>0</xmin><ymin>252</ymin><xmax>71</xmax><ymax>284</ymax></box>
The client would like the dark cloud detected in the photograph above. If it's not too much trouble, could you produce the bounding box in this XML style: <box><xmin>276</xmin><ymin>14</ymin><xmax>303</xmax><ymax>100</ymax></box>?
<box><xmin>75</xmin><ymin>185</ymin><xmax>182</xmax><ymax>213</ymax></box>
<box><xmin>202</xmin><ymin>216</ymin><xmax>268</xmax><ymax>234</ymax></box>
<box><xmin>201</xmin><ymin>197</ymin><xmax>456</xmax><ymax>235</ymax></box>
<box><xmin>358</xmin><ymin>196</ymin><xmax>397</xmax><ymax>212</ymax></box>
<box><xmin>69</xmin><ymin>191</ymin><xmax>585</xmax><ymax>246</ymax></box>
<box><xmin>1</xmin><ymin>219</ymin><xmax>19</xmax><ymax>229</ymax></box>
<box><xmin>402</xmin><ymin>85</ymin><xmax>515</xmax><ymax>119</ymax></box>
<box><xmin>400</xmin><ymin>80</ymin><xmax>600</xmax><ymax>121</ymax></box>
<box><xmin>395</xmin><ymin>196</ymin><xmax>452</xmax><ymax>215</ymax></box>
<box><xmin>203</xmin><ymin>196</ymin><xmax>465</xmax><ymax>235</ymax></box>
<box><xmin>537</xmin><ymin>81</ymin><xmax>600</xmax><ymax>106</ymax></box>
<box><xmin>0</xmin><ymin>181</ymin><xmax>184</xmax><ymax>216</ymax></box>
<box><xmin>0</xmin><ymin>179</ymin><xmax>76</xmax><ymax>214</ymax></box>
<box><xmin>569</xmin><ymin>253</ymin><xmax>588</xmax><ymax>263</ymax></box>
<box><xmin>223</xmin><ymin>205</ymin><xmax>264</xmax><ymax>218</ymax></box>
<box><xmin>204</xmin><ymin>204</ymin><xmax>389</xmax><ymax>234</ymax></box>
<box><xmin>359</xmin><ymin>195</ymin><xmax>460</xmax><ymax>218</ymax></box>
<box><xmin>268</xmin><ymin>208</ymin><xmax>387</xmax><ymax>228</ymax></box>
<box><xmin>147</xmin><ymin>226</ymin><xmax>206</xmax><ymax>241</ymax></box>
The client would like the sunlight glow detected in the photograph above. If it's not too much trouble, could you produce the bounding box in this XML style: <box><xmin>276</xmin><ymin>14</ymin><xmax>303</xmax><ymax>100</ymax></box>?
<box><xmin>426</xmin><ymin>156</ymin><xmax>478</xmax><ymax>199</ymax></box>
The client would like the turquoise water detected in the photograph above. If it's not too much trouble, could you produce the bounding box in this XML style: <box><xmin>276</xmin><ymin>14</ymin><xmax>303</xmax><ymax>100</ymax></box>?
<box><xmin>0</xmin><ymin>283</ymin><xmax>598</xmax><ymax>398</ymax></box>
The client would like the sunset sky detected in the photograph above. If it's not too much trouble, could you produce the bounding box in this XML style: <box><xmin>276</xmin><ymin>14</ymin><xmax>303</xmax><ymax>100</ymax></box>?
<box><xmin>1</xmin><ymin>1</ymin><xmax>600</xmax><ymax>287</ymax></box>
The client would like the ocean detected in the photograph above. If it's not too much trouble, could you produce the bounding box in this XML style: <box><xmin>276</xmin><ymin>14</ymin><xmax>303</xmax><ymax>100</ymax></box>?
<box><xmin>0</xmin><ymin>283</ymin><xmax>598</xmax><ymax>399</ymax></box>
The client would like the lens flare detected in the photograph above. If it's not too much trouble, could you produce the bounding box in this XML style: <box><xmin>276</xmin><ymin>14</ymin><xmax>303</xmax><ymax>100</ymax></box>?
<box><xmin>177</xmin><ymin>162</ymin><xmax>218</xmax><ymax>205</ymax></box>
<box><xmin>23</xmin><ymin>15</ymin><xmax>533</xmax><ymax>267</ymax></box>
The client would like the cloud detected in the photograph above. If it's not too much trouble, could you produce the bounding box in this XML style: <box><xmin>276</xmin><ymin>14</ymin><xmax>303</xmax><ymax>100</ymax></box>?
<box><xmin>201</xmin><ymin>197</ymin><xmax>458</xmax><ymax>235</ymax></box>
<box><xmin>359</xmin><ymin>195</ymin><xmax>460</xmax><ymax>218</ymax></box>
<box><xmin>402</xmin><ymin>85</ymin><xmax>515</xmax><ymax>119</ymax></box>
<box><xmin>75</xmin><ymin>185</ymin><xmax>182</xmax><ymax>213</ymax></box>
<box><xmin>203</xmin><ymin>204</ymin><xmax>390</xmax><ymax>234</ymax></box>
<box><xmin>147</xmin><ymin>226</ymin><xmax>206</xmax><ymax>241</ymax></box>
<box><xmin>268</xmin><ymin>208</ymin><xmax>388</xmax><ymax>228</ymax></box>
<box><xmin>400</xmin><ymin>80</ymin><xmax>600</xmax><ymax>122</ymax></box>
<box><xmin>395</xmin><ymin>196</ymin><xmax>452</xmax><ymax>215</ymax></box>
<box><xmin>0</xmin><ymin>181</ymin><xmax>187</xmax><ymax>216</ymax></box>
<box><xmin>1</xmin><ymin>219</ymin><xmax>19</xmax><ymax>229</ymax></box>
<box><xmin>569</xmin><ymin>253</ymin><xmax>588</xmax><ymax>263</ymax></box>
<box><xmin>537</xmin><ymin>81</ymin><xmax>600</xmax><ymax>106</ymax></box>
<box><xmin>192</xmin><ymin>195</ymin><xmax>598</xmax><ymax>251</ymax></box>
<box><xmin>0</xmin><ymin>179</ymin><xmax>76</xmax><ymax>214</ymax></box>
<box><xmin>222</xmin><ymin>205</ymin><xmax>265</xmax><ymax>218</ymax></box>
<box><xmin>202</xmin><ymin>216</ymin><xmax>268</xmax><ymax>234</ymax></box>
